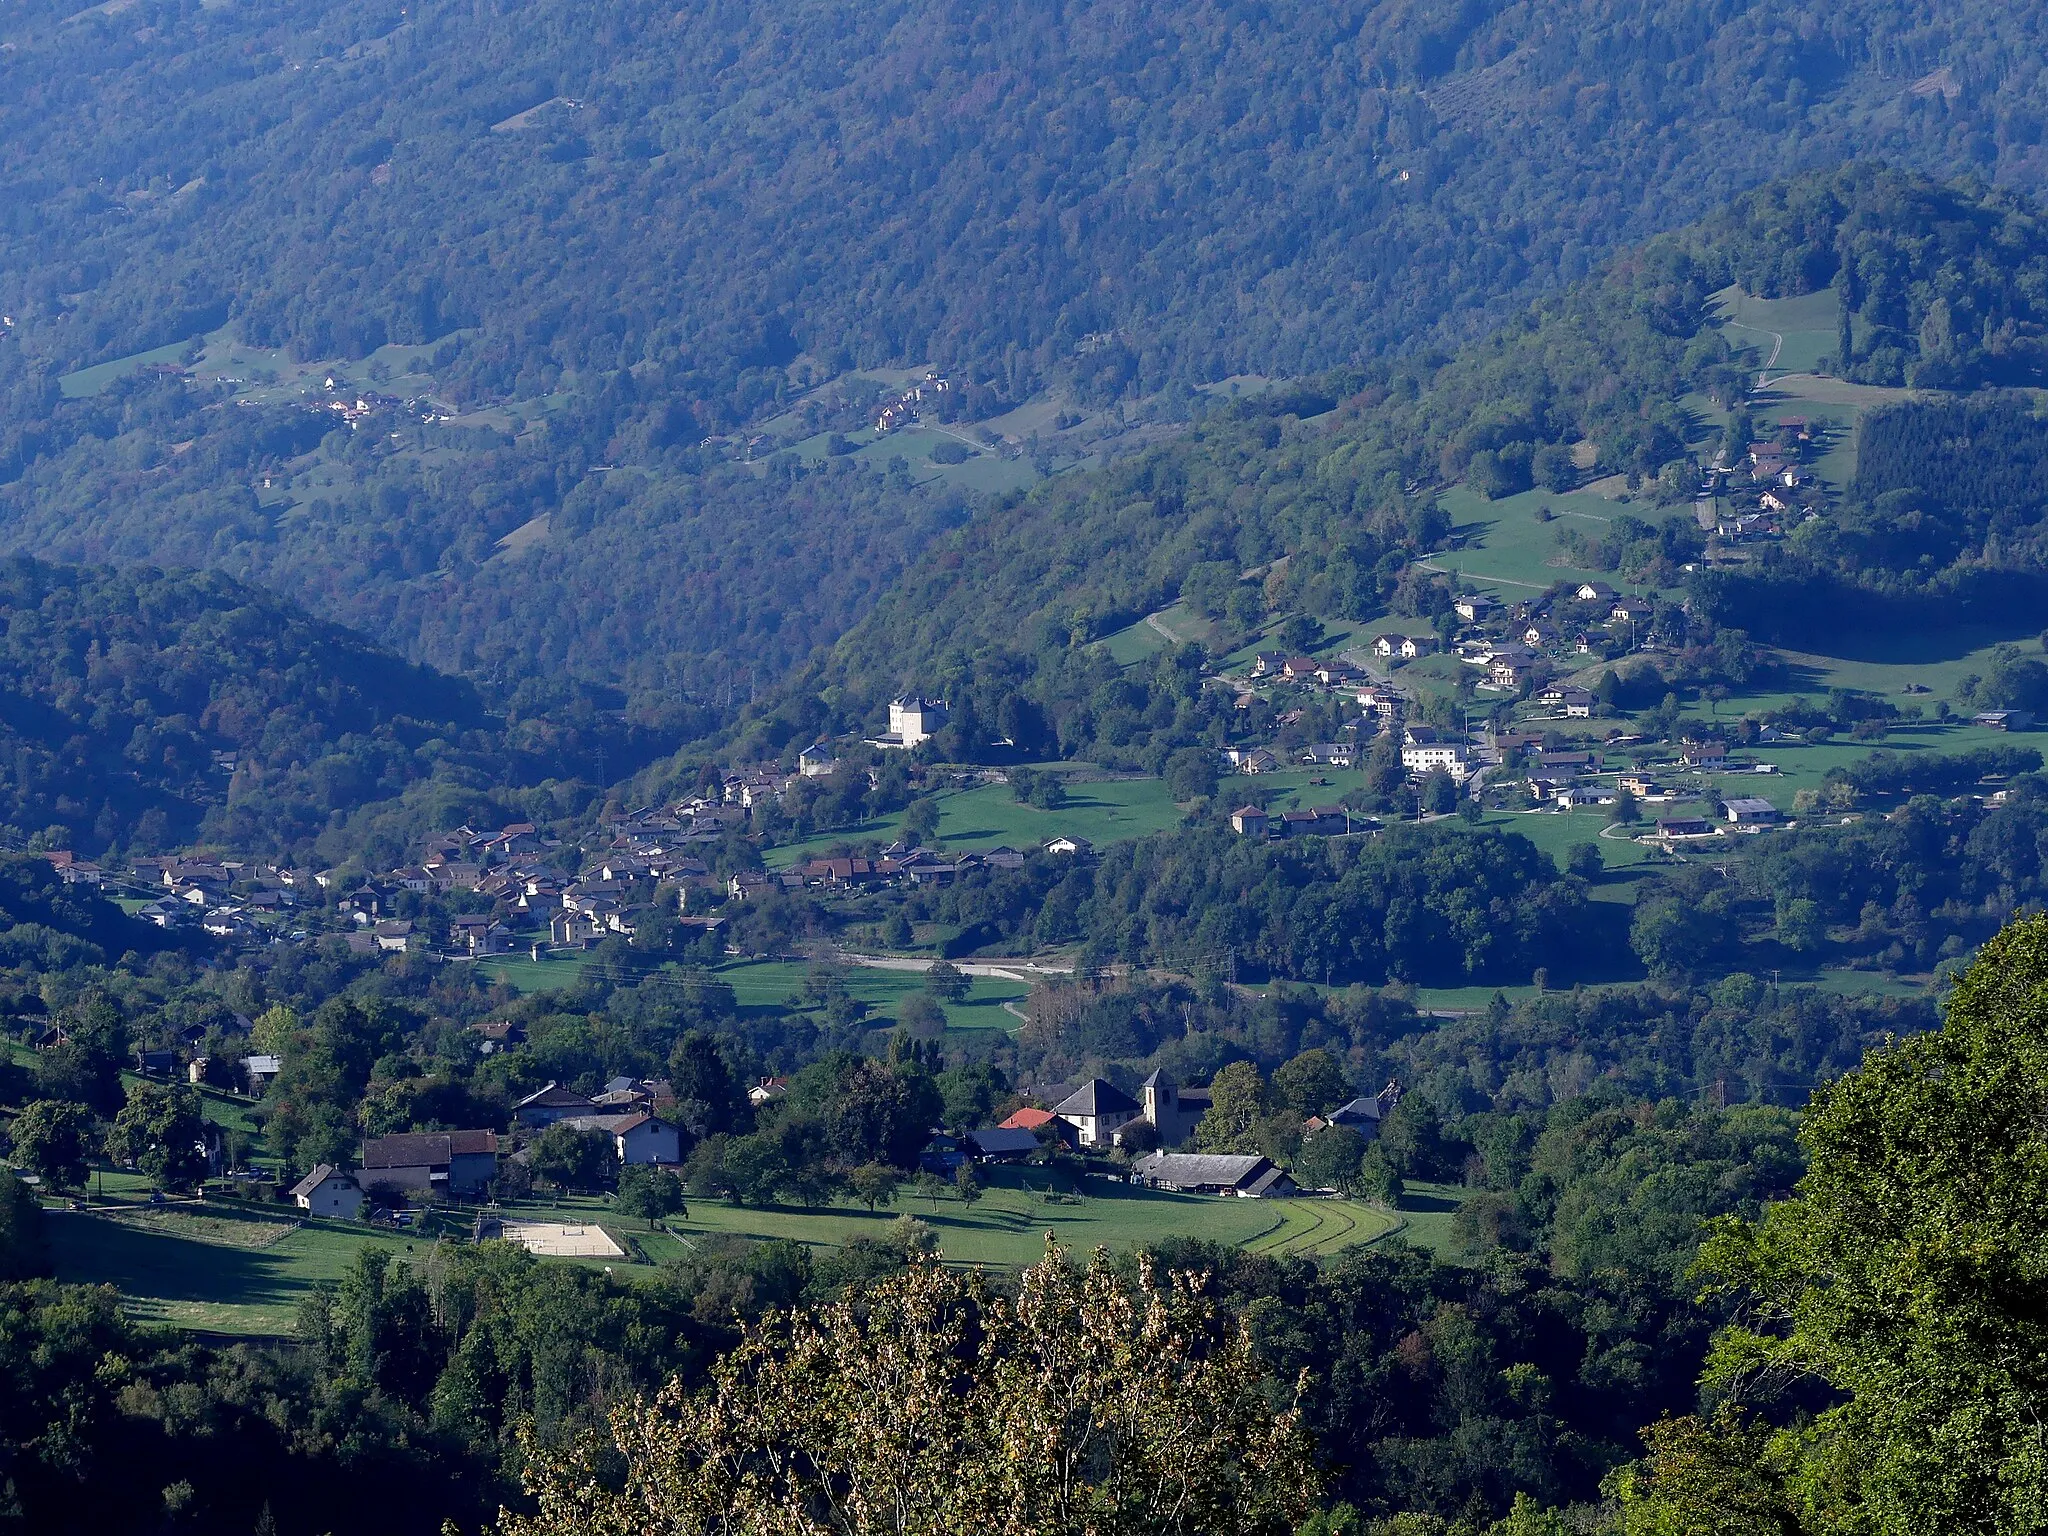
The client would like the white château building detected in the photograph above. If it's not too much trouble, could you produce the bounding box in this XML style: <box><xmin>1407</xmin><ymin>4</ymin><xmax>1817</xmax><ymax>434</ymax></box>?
<box><xmin>872</xmin><ymin>695</ymin><xmax>947</xmax><ymax>749</ymax></box>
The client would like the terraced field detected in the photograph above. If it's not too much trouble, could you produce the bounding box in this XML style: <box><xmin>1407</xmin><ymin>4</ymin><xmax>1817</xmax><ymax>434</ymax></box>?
<box><xmin>1240</xmin><ymin>1198</ymin><xmax>1401</xmax><ymax>1255</ymax></box>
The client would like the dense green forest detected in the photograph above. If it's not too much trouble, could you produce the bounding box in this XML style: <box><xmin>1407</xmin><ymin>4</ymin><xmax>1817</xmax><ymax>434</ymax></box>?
<box><xmin>6</xmin><ymin>0</ymin><xmax>2046</xmax><ymax>414</ymax></box>
<box><xmin>2</xmin><ymin>0</ymin><xmax>2047</xmax><ymax>725</ymax></box>
<box><xmin>0</xmin><ymin>560</ymin><xmax>659</xmax><ymax>860</ymax></box>
<box><xmin>0</xmin><ymin>369</ymin><xmax>975</xmax><ymax>720</ymax></box>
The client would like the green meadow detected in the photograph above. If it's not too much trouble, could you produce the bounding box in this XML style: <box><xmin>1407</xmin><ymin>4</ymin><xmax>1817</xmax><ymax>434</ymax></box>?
<box><xmin>570</xmin><ymin>1170</ymin><xmax>1402</xmax><ymax>1268</ymax></box>
<box><xmin>42</xmin><ymin>1171</ymin><xmax>1418</xmax><ymax>1335</ymax></box>
<box><xmin>466</xmin><ymin>954</ymin><xmax>1030</xmax><ymax>1030</ymax></box>
<box><xmin>1714</xmin><ymin>286</ymin><xmax>1842</xmax><ymax>376</ymax></box>
<box><xmin>1433</xmin><ymin>487</ymin><xmax>1630</xmax><ymax>593</ymax></box>
<box><xmin>47</xmin><ymin>1199</ymin><xmax>419</xmax><ymax>1336</ymax></box>
<box><xmin>765</xmin><ymin>773</ymin><xmax>1187</xmax><ymax>868</ymax></box>
<box><xmin>58</xmin><ymin>338</ymin><xmax>197</xmax><ymax>397</ymax></box>
<box><xmin>709</xmin><ymin>959</ymin><xmax>1029</xmax><ymax>1032</ymax></box>
<box><xmin>474</xmin><ymin>949</ymin><xmax>597</xmax><ymax>993</ymax></box>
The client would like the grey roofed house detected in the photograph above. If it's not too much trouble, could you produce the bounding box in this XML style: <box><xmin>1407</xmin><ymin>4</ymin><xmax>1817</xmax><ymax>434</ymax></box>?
<box><xmin>288</xmin><ymin>1163</ymin><xmax>342</xmax><ymax>1199</ymax></box>
<box><xmin>289</xmin><ymin>1163</ymin><xmax>365</xmax><ymax>1219</ymax></box>
<box><xmin>1051</xmin><ymin>1076</ymin><xmax>1143</xmax><ymax>1147</ymax></box>
<box><xmin>1129</xmin><ymin>1151</ymin><xmax>1295</xmax><ymax>1197</ymax></box>
<box><xmin>1244</xmin><ymin>1165</ymin><xmax>1299</xmax><ymax>1198</ymax></box>
<box><xmin>1721</xmin><ymin>796</ymin><xmax>1781</xmax><ymax>824</ymax></box>
<box><xmin>359</xmin><ymin>1130</ymin><xmax>500</xmax><ymax>1197</ymax></box>
<box><xmin>1328</xmin><ymin>1095</ymin><xmax>1389</xmax><ymax>1131</ymax></box>
<box><xmin>555</xmin><ymin>1112</ymin><xmax>684</xmax><ymax>1165</ymax></box>
<box><xmin>1053</xmin><ymin>1077</ymin><xmax>1140</xmax><ymax>1117</ymax></box>
<box><xmin>241</xmin><ymin>1053</ymin><xmax>283</xmax><ymax>1090</ymax></box>
<box><xmin>514</xmin><ymin>1081</ymin><xmax>600</xmax><ymax>1127</ymax></box>
<box><xmin>964</xmin><ymin>1126</ymin><xmax>1042</xmax><ymax>1160</ymax></box>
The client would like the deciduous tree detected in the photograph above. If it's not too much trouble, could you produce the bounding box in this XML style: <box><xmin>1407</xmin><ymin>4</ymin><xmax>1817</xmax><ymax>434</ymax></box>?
<box><xmin>10</xmin><ymin>1099</ymin><xmax>95</xmax><ymax>1191</ymax></box>
<box><xmin>1620</xmin><ymin>912</ymin><xmax>2048</xmax><ymax>1533</ymax></box>
<box><xmin>502</xmin><ymin>1245</ymin><xmax>1320</xmax><ymax>1536</ymax></box>
<box><xmin>104</xmin><ymin>1083</ymin><xmax>207</xmax><ymax>1189</ymax></box>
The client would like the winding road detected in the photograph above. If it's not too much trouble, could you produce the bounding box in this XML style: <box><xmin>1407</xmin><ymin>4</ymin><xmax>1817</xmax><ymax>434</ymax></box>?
<box><xmin>1723</xmin><ymin>319</ymin><xmax>1785</xmax><ymax>386</ymax></box>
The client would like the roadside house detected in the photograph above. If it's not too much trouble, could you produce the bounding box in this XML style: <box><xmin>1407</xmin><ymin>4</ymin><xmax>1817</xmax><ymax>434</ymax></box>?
<box><xmin>1230</xmin><ymin>805</ymin><xmax>1270</xmax><ymax>837</ymax></box>
<box><xmin>1656</xmin><ymin>817</ymin><xmax>1716</xmax><ymax>839</ymax></box>
<box><xmin>558</xmin><ymin>1112</ymin><xmax>683</xmax><ymax>1165</ymax></box>
<box><xmin>1721</xmin><ymin>797</ymin><xmax>1782</xmax><ymax>826</ymax></box>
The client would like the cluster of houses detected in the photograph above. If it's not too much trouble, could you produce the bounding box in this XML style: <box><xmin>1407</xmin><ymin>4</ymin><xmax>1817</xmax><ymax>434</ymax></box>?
<box><xmin>291</xmin><ymin>377</ymin><xmax>457</xmax><ymax>435</ymax></box>
<box><xmin>726</xmin><ymin>839</ymin><xmax>1056</xmax><ymax>900</ymax></box>
<box><xmin>1227</xmin><ymin>804</ymin><xmax>1361</xmax><ymax>839</ymax></box>
<box><xmin>348</xmin><ymin>820</ymin><xmax>747</xmax><ymax>957</ymax></box>
<box><xmin>130</xmin><ymin>856</ymin><xmax>318</xmax><ymax>938</ymax></box>
<box><xmin>951</xmin><ymin>1070</ymin><xmax>1407</xmax><ymax>1199</ymax></box>
<box><xmin>1249</xmin><ymin>653</ymin><xmax>1366</xmax><ymax>688</ymax></box>
<box><xmin>1476</xmin><ymin>726</ymin><xmax>1808</xmax><ymax>831</ymax></box>
<box><xmin>36</xmin><ymin>1011</ymin><xmax>277</xmax><ymax>1100</ymax></box>
<box><xmin>1211</xmin><ymin>580</ymin><xmax>1666</xmax><ymax>804</ymax></box>
<box><xmin>283</xmin><ymin>1066</ymin><xmax>1405</xmax><ymax>1220</ymax></box>
<box><xmin>1703</xmin><ymin>420</ymin><xmax>1826</xmax><ymax>546</ymax></box>
<box><xmin>871</xmin><ymin>373</ymin><xmax>952</xmax><ymax>435</ymax></box>
<box><xmin>1447</xmin><ymin>583</ymin><xmax>1656</xmax><ymax>689</ymax></box>
<box><xmin>287</xmin><ymin>1078</ymin><xmax>687</xmax><ymax>1219</ymax></box>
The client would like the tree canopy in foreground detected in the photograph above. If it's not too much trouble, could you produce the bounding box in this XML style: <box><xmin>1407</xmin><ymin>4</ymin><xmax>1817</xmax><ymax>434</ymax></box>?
<box><xmin>501</xmin><ymin>1242</ymin><xmax>1319</xmax><ymax>1536</ymax></box>
<box><xmin>1616</xmin><ymin>912</ymin><xmax>2048</xmax><ymax>1534</ymax></box>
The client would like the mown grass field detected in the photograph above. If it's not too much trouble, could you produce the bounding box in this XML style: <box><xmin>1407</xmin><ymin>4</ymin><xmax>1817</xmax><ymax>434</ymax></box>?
<box><xmin>474</xmin><ymin>949</ymin><xmax>596</xmax><ymax>993</ymax></box>
<box><xmin>1434</xmin><ymin>487</ymin><xmax>1625</xmax><ymax>594</ymax></box>
<box><xmin>465</xmin><ymin>954</ymin><xmax>1029</xmax><ymax>1029</ymax></box>
<box><xmin>57</xmin><ymin>337</ymin><xmax>195</xmax><ymax>397</ymax></box>
<box><xmin>548</xmin><ymin>1171</ymin><xmax>1400</xmax><ymax>1268</ymax></box>
<box><xmin>710</xmin><ymin>959</ymin><xmax>1028</xmax><ymax>1032</ymax></box>
<box><xmin>1098</xmin><ymin>603</ymin><xmax>1226</xmax><ymax>667</ymax></box>
<box><xmin>1752</xmin><ymin>636</ymin><xmax>2043</xmax><ymax>708</ymax></box>
<box><xmin>782</xmin><ymin>423</ymin><xmax>1041</xmax><ymax>495</ymax></box>
<box><xmin>47</xmin><ymin>1198</ymin><xmax>418</xmax><ymax>1336</ymax></box>
<box><xmin>1714</xmin><ymin>286</ymin><xmax>1841</xmax><ymax>376</ymax></box>
<box><xmin>935</xmin><ymin>778</ymin><xmax>1186</xmax><ymax>849</ymax></box>
<box><xmin>765</xmin><ymin>773</ymin><xmax>1188</xmax><ymax>869</ymax></box>
<box><xmin>43</xmin><ymin>1170</ymin><xmax>1417</xmax><ymax>1334</ymax></box>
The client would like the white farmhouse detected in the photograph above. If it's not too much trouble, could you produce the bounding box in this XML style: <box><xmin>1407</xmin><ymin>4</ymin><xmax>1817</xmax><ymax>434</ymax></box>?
<box><xmin>290</xmin><ymin>1164</ymin><xmax>366</xmax><ymax>1220</ymax></box>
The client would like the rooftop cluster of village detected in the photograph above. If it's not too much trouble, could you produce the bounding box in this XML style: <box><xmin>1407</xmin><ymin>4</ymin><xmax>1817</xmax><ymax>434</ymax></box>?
<box><xmin>278</xmin><ymin>1065</ymin><xmax>1408</xmax><ymax>1225</ymax></box>
<box><xmin>1699</xmin><ymin>414</ymin><xmax>1828</xmax><ymax>554</ymax></box>
<box><xmin>73</xmin><ymin>699</ymin><xmax>1101</xmax><ymax>962</ymax></box>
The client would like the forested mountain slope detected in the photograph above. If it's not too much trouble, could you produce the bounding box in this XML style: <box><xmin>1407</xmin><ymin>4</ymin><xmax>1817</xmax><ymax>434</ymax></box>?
<box><xmin>4</xmin><ymin>0</ymin><xmax>2047</xmax><ymax>416</ymax></box>
<box><xmin>0</xmin><ymin>560</ymin><xmax>626</xmax><ymax>859</ymax></box>
<box><xmin>0</xmin><ymin>375</ymin><xmax>971</xmax><ymax>723</ymax></box>
<box><xmin>5</xmin><ymin>1</ymin><xmax>2048</xmax><ymax>726</ymax></box>
<box><xmin>760</xmin><ymin>166</ymin><xmax>2048</xmax><ymax>750</ymax></box>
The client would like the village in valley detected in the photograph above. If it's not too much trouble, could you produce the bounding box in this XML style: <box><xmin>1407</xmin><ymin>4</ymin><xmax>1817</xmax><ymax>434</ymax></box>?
<box><xmin>16</xmin><ymin>280</ymin><xmax>2044</xmax><ymax>1340</ymax></box>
